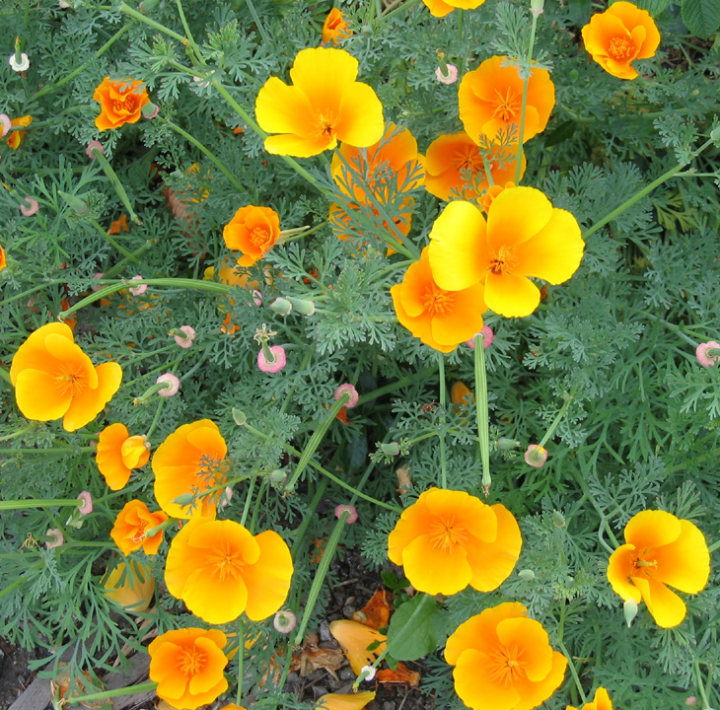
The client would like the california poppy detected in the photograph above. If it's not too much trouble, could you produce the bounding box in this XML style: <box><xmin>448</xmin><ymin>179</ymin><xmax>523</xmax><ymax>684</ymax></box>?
<box><xmin>6</xmin><ymin>115</ymin><xmax>32</xmax><ymax>149</ymax></box>
<box><xmin>607</xmin><ymin>510</ymin><xmax>710</xmax><ymax>628</ymax></box>
<box><xmin>165</xmin><ymin>518</ymin><xmax>294</xmax><ymax>624</ymax></box>
<box><xmin>322</xmin><ymin>8</ymin><xmax>353</xmax><ymax>44</ymax></box>
<box><xmin>148</xmin><ymin>628</ymin><xmax>229</xmax><ymax>710</ymax></box>
<box><xmin>10</xmin><ymin>323</ymin><xmax>122</xmax><ymax>432</ymax></box>
<box><xmin>387</xmin><ymin>488</ymin><xmax>521</xmax><ymax>595</ymax></box>
<box><xmin>421</xmin><ymin>0</ymin><xmax>487</xmax><ymax>18</ymax></box>
<box><xmin>223</xmin><ymin>205</ymin><xmax>281</xmax><ymax>267</ymax></box>
<box><xmin>96</xmin><ymin>422</ymin><xmax>150</xmax><ymax>490</ymax></box>
<box><xmin>458</xmin><ymin>56</ymin><xmax>554</xmax><ymax>144</ymax></box>
<box><xmin>567</xmin><ymin>687</ymin><xmax>614</xmax><ymax>710</ymax></box>
<box><xmin>328</xmin><ymin>619</ymin><xmax>387</xmax><ymax>675</ymax></box>
<box><xmin>0</xmin><ymin>244</ymin><xmax>6</xmax><ymax>271</ymax></box>
<box><xmin>427</xmin><ymin>187</ymin><xmax>584</xmax><ymax>318</ymax></box>
<box><xmin>110</xmin><ymin>500</ymin><xmax>168</xmax><ymax>556</ymax></box>
<box><xmin>93</xmin><ymin>77</ymin><xmax>150</xmax><ymax>131</ymax></box>
<box><xmin>255</xmin><ymin>47</ymin><xmax>384</xmax><ymax>157</ymax></box>
<box><xmin>391</xmin><ymin>248</ymin><xmax>486</xmax><ymax>353</ymax></box>
<box><xmin>103</xmin><ymin>559</ymin><xmax>156</xmax><ymax>612</ymax></box>
<box><xmin>424</xmin><ymin>132</ymin><xmax>524</xmax><ymax>201</ymax></box>
<box><xmin>445</xmin><ymin>602</ymin><xmax>567</xmax><ymax>710</ymax></box>
<box><xmin>317</xmin><ymin>692</ymin><xmax>376</xmax><ymax>710</ymax></box>
<box><xmin>582</xmin><ymin>2</ymin><xmax>660</xmax><ymax>80</ymax></box>
<box><xmin>151</xmin><ymin>419</ymin><xmax>229</xmax><ymax>519</ymax></box>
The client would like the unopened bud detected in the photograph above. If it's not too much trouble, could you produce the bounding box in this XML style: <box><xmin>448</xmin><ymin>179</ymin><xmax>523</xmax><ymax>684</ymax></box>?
<box><xmin>139</xmin><ymin>0</ymin><xmax>161</xmax><ymax>11</ymax></box>
<box><xmin>524</xmin><ymin>444</ymin><xmax>548</xmax><ymax>468</ymax></box>
<box><xmin>496</xmin><ymin>437</ymin><xmax>521</xmax><ymax>451</ymax></box>
<box><xmin>172</xmin><ymin>493</ymin><xmax>194</xmax><ymax>506</ymax></box>
<box><xmin>270</xmin><ymin>297</ymin><xmax>293</xmax><ymax>316</ymax></box>
<box><xmin>710</xmin><ymin>125</ymin><xmax>720</xmax><ymax>145</ymax></box>
<box><xmin>58</xmin><ymin>191</ymin><xmax>87</xmax><ymax>214</ymax></box>
<box><xmin>232</xmin><ymin>409</ymin><xmax>247</xmax><ymax>426</ymax></box>
<box><xmin>141</xmin><ymin>102</ymin><xmax>160</xmax><ymax>119</ymax></box>
<box><xmin>530</xmin><ymin>0</ymin><xmax>544</xmax><ymax>16</ymax></box>
<box><xmin>518</xmin><ymin>569</ymin><xmax>535</xmax><ymax>581</ymax></box>
<box><xmin>269</xmin><ymin>469</ymin><xmax>287</xmax><ymax>484</ymax></box>
<box><xmin>287</xmin><ymin>297</ymin><xmax>316</xmax><ymax>316</ymax></box>
<box><xmin>361</xmin><ymin>24</ymin><xmax>373</xmax><ymax>37</ymax></box>
<box><xmin>552</xmin><ymin>511</ymin><xmax>565</xmax><ymax>529</ymax></box>
<box><xmin>623</xmin><ymin>598</ymin><xmax>639</xmax><ymax>628</ymax></box>
<box><xmin>380</xmin><ymin>442</ymin><xmax>401</xmax><ymax>457</ymax></box>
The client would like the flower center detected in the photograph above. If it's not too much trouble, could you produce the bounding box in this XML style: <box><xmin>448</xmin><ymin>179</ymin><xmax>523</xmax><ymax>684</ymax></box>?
<box><xmin>131</xmin><ymin>520</ymin><xmax>149</xmax><ymax>544</ymax></box>
<box><xmin>56</xmin><ymin>363</ymin><xmax>90</xmax><ymax>398</ymax></box>
<box><xmin>178</xmin><ymin>647</ymin><xmax>206</xmax><ymax>677</ymax></box>
<box><xmin>428</xmin><ymin>516</ymin><xmax>468</xmax><ymax>553</ymax></box>
<box><xmin>488</xmin><ymin>644</ymin><xmax>526</xmax><ymax>686</ymax></box>
<box><xmin>113</xmin><ymin>94</ymin><xmax>138</xmax><ymax>114</ymax></box>
<box><xmin>488</xmin><ymin>245</ymin><xmax>518</xmax><ymax>275</ymax></box>
<box><xmin>318</xmin><ymin>113</ymin><xmax>337</xmax><ymax>139</ymax></box>
<box><xmin>453</xmin><ymin>144</ymin><xmax>484</xmax><ymax>174</ymax></box>
<box><xmin>492</xmin><ymin>87</ymin><xmax>521</xmax><ymax>125</ymax></box>
<box><xmin>250</xmin><ymin>226</ymin><xmax>271</xmax><ymax>247</ymax></box>
<box><xmin>608</xmin><ymin>36</ymin><xmax>634</xmax><ymax>61</ymax></box>
<box><xmin>210</xmin><ymin>542</ymin><xmax>245</xmax><ymax>582</ymax></box>
<box><xmin>632</xmin><ymin>548</ymin><xmax>658</xmax><ymax>577</ymax></box>
<box><xmin>422</xmin><ymin>283</ymin><xmax>455</xmax><ymax>316</ymax></box>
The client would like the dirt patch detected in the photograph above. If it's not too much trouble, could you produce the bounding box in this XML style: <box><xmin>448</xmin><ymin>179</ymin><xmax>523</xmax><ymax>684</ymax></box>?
<box><xmin>0</xmin><ymin>641</ymin><xmax>39</xmax><ymax>710</ymax></box>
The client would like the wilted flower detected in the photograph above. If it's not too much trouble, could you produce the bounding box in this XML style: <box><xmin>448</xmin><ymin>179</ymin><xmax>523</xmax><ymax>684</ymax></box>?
<box><xmin>85</xmin><ymin>140</ymin><xmax>104</xmax><ymax>159</ymax></box>
<box><xmin>223</xmin><ymin>205</ymin><xmax>281</xmax><ymax>267</ymax></box>
<box><xmin>273</xmin><ymin>610</ymin><xmax>297</xmax><ymax>633</ymax></box>
<box><xmin>322</xmin><ymin>8</ymin><xmax>353</xmax><ymax>44</ymax></box>
<box><xmin>329</xmin><ymin>620</ymin><xmax>386</xmax><ymax>675</ymax></box>
<box><xmin>103</xmin><ymin>560</ymin><xmax>155</xmax><ymax>612</ymax></box>
<box><xmin>445</xmin><ymin>602</ymin><xmax>567</xmax><ymax>710</ymax></box>
<box><xmin>10</xmin><ymin>323</ymin><xmax>122</xmax><ymax>432</ymax></box>
<box><xmin>148</xmin><ymin>628</ymin><xmax>229</xmax><ymax>710</ymax></box>
<box><xmin>9</xmin><ymin>52</ymin><xmax>29</xmax><ymax>72</ymax></box>
<box><xmin>111</xmin><ymin>500</ymin><xmax>168</xmax><ymax>555</ymax></box>
<box><xmin>173</xmin><ymin>325</ymin><xmax>196</xmax><ymax>349</ymax></box>
<box><xmin>156</xmin><ymin>372</ymin><xmax>180</xmax><ymax>397</ymax></box>
<box><xmin>258</xmin><ymin>345</ymin><xmax>287</xmax><ymax>373</ymax></box>
<box><xmin>582</xmin><ymin>1</ymin><xmax>660</xmax><ymax>80</ymax></box>
<box><xmin>165</xmin><ymin>518</ymin><xmax>294</xmax><ymax>624</ymax></box>
<box><xmin>607</xmin><ymin>510</ymin><xmax>710</xmax><ymax>628</ymax></box>
<box><xmin>96</xmin><ymin>423</ymin><xmax>150</xmax><ymax>490</ymax></box>
<box><xmin>77</xmin><ymin>491</ymin><xmax>93</xmax><ymax>515</ymax></box>
<box><xmin>435</xmin><ymin>63</ymin><xmax>458</xmax><ymax>84</ymax></box>
<box><xmin>93</xmin><ymin>77</ymin><xmax>150</xmax><ymax>131</ymax></box>
<box><xmin>152</xmin><ymin>419</ymin><xmax>229</xmax><ymax>519</ymax></box>
<box><xmin>335</xmin><ymin>504</ymin><xmax>358</xmax><ymax>524</ymax></box>
<box><xmin>524</xmin><ymin>444</ymin><xmax>548</xmax><ymax>468</ymax></box>
<box><xmin>567</xmin><ymin>687</ymin><xmax>614</xmax><ymax>710</ymax></box>
<box><xmin>316</xmin><ymin>692</ymin><xmax>376</xmax><ymax>710</ymax></box>
<box><xmin>128</xmin><ymin>275</ymin><xmax>147</xmax><ymax>296</ymax></box>
<box><xmin>388</xmin><ymin>487</ymin><xmax>522</xmax><ymax>595</ymax></box>
<box><xmin>255</xmin><ymin>47</ymin><xmax>384</xmax><ymax>157</ymax></box>
<box><xmin>696</xmin><ymin>341</ymin><xmax>720</xmax><ymax>368</ymax></box>
<box><xmin>46</xmin><ymin>528</ymin><xmax>64</xmax><ymax>549</ymax></box>
<box><xmin>19</xmin><ymin>197</ymin><xmax>39</xmax><ymax>216</ymax></box>
<box><xmin>458</xmin><ymin>56</ymin><xmax>555</xmax><ymax>144</ymax></box>
<box><xmin>334</xmin><ymin>383</ymin><xmax>359</xmax><ymax>408</ymax></box>
<box><xmin>427</xmin><ymin>187</ymin><xmax>584</xmax><ymax>318</ymax></box>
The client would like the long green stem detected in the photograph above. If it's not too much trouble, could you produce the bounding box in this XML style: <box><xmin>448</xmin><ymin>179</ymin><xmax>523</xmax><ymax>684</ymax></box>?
<box><xmin>244</xmin><ymin>0</ymin><xmax>270</xmax><ymax>43</ymax></box>
<box><xmin>175</xmin><ymin>0</ymin><xmax>203</xmax><ymax>65</ymax></box>
<box><xmin>65</xmin><ymin>682</ymin><xmax>158</xmax><ymax>705</ymax></box>
<box><xmin>236</xmin><ymin>616</ymin><xmax>245</xmax><ymax>706</ymax></box>
<box><xmin>558</xmin><ymin>601</ymin><xmax>587</xmax><ymax>704</ymax></box>
<box><xmin>474</xmin><ymin>334</ymin><xmax>491</xmax><ymax>494</ymax></box>
<box><xmin>437</xmin><ymin>354</ymin><xmax>447</xmax><ymax>489</ymax></box>
<box><xmin>515</xmin><ymin>13</ymin><xmax>540</xmax><ymax>184</ymax></box>
<box><xmin>583</xmin><ymin>138</ymin><xmax>714</xmax><ymax>240</ymax></box>
<box><xmin>0</xmin><ymin>498</ymin><xmax>84</xmax><ymax>511</ymax></box>
<box><xmin>382</xmin><ymin>0</ymin><xmax>421</xmax><ymax>21</ymax></box>
<box><xmin>90</xmin><ymin>149</ymin><xmax>140</xmax><ymax>224</ymax></box>
<box><xmin>538</xmin><ymin>385</ymin><xmax>578</xmax><ymax>448</ymax></box>
<box><xmin>118</xmin><ymin>3</ymin><xmax>187</xmax><ymax>43</ymax></box>
<box><xmin>240</xmin><ymin>475</ymin><xmax>257</xmax><ymax>527</ymax></box>
<box><xmin>89</xmin><ymin>218</ymin><xmax>136</xmax><ymax>260</ymax></box>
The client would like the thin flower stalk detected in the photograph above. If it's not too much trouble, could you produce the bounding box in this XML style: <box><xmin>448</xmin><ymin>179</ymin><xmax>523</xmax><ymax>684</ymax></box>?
<box><xmin>0</xmin><ymin>498</ymin><xmax>89</xmax><ymax>511</ymax></box>
<box><xmin>88</xmin><ymin>151</ymin><xmax>140</xmax><ymax>224</ymax></box>
<box><xmin>438</xmin><ymin>353</ymin><xmax>448</xmax><ymax>489</ymax></box>
<box><xmin>538</xmin><ymin>385</ymin><xmax>578</xmax><ymax>448</ymax></box>
<box><xmin>474</xmin><ymin>332</ymin><xmax>491</xmax><ymax>493</ymax></box>
<box><xmin>515</xmin><ymin>11</ymin><xmax>541</xmax><ymax>183</ymax></box>
<box><xmin>63</xmin><ymin>682</ymin><xmax>158</xmax><ymax>706</ymax></box>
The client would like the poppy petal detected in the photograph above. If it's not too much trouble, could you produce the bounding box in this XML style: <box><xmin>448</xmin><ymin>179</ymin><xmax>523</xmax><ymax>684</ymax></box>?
<box><xmin>495</xmin><ymin>617</ymin><xmax>553</xmax><ymax>681</ymax></box>
<box><xmin>484</xmin><ymin>271</ymin><xmax>540</xmax><ymax>318</ymax></box>
<box><xmin>242</xmin><ymin>530</ymin><xmax>294</xmax><ymax>621</ymax></box>
<box><xmin>453</xmin><ymin>648</ymin><xmax>520</xmax><ymax>710</ymax></box>
<box><xmin>633</xmin><ymin>576</ymin><xmax>687</xmax><ymax>628</ymax></box>
<box><xmin>333</xmin><ymin>82</ymin><xmax>385</xmax><ymax>148</ymax></box>
<box><xmin>486</xmin><ymin>186</ymin><xmax>553</xmax><ymax>251</ymax></box>
<box><xmin>606</xmin><ymin>544</ymin><xmax>643</xmax><ymax>603</ymax></box>
<box><xmin>652</xmin><ymin>520</ymin><xmax>710</xmax><ymax>594</ymax></box>
<box><xmin>401</xmin><ymin>533</ymin><xmax>472</xmax><ymax>595</ymax></box>
<box><xmin>14</xmin><ymin>368</ymin><xmax>72</xmax><ymax>421</ymax></box>
<box><xmin>624</xmin><ymin>510</ymin><xmax>682</xmax><ymax>548</ymax></box>
<box><xmin>255</xmin><ymin>78</ymin><xmax>316</xmax><ymax>136</ymax></box>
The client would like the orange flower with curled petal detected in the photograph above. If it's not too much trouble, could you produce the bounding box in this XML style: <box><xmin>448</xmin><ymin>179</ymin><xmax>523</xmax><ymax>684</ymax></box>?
<box><xmin>459</xmin><ymin>56</ymin><xmax>555</xmax><ymax>144</ymax></box>
<box><xmin>317</xmin><ymin>692</ymin><xmax>376</xmax><ymax>710</ymax></box>
<box><xmin>391</xmin><ymin>248</ymin><xmax>486</xmax><ymax>354</ymax></box>
<box><xmin>96</xmin><ymin>422</ymin><xmax>150</xmax><ymax>490</ymax></box>
<box><xmin>322</xmin><ymin>8</ymin><xmax>353</xmax><ymax>45</ymax></box>
<box><xmin>387</xmin><ymin>488</ymin><xmax>521</xmax><ymax>595</ymax></box>
<box><xmin>6</xmin><ymin>115</ymin><xmax>32</xmax><ymax>149</ymax></box>
<box><xmin>111</xmin><ymin>500</ymin><xmax>168</xmax><ymax>556</ymax></box>
<box><xmin>428</xmin><ymin>187</ymin><xmax>584</xmax><ymax>318</ymax></box>
<box><xmin>567</xmin><ymin>687</ymin><xmax>614</xmax><ymax>710</ymax></box>
<box><xmin>93</xmin><ymin>77</ymin><xmax>150</xmax><ymax>131</ymax></box>
<box><xmin>149</xmin><ymin>628</ymin><xmax>228</xmax><ymax>710</ymax></box>
<box><xmin>223</xmin><ymin>205</ymin><xmax>280</xmax><ymax>267</ymax></box>
<box><xmin>607</xmin><ymin>510</ymin><xmax>710</xmax><ymax>628</ymax></box>
<box><xmin>151</xmin><ymin>419</ymin><xmax>229</xmax><ymax>519</ymax></box>
<box><xmin>421</xmin><ymin>0</ymin><xmax>487</xmax><ymax>18</ymax></box>
<box><xmin>10</xmin><ymin>323</ymin><xmax>122</xmax><ymax>432</ymax></box>
<box><xmin>582</xmin><ymin>2</ymin><xmax>660</xmax><ymax>80</ymax></box>
<box><xmin>445</xmin><ymin>602</ymin><xmax>567</xmax><ymax>710</ymax></box>
<box><xmin>0</xmin><ymin>244</ymin><xmax>6</xmax><ymax>271</ymax></box>
<box><xmin>165</xmin><ymin>518</ymin><xmax>294</xmax><ymax>624</ymax></box>
<box><xmin>255</xmin><ymin>47</ymin><xmax>384</xmax><ymax>158</ymax></box>
<box><xmin>424</xmin><ymin>132</ymin><xmax>525</xmax><ymax>201</ymax></box>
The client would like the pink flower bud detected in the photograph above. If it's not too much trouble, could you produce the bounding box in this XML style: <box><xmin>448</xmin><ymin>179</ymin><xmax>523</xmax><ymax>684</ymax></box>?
<box><xmin>696</xmin><ymin>341</ymin><xmax>720</xmax><ymax>368</ymax></box>
<box><xmin>335</xmin><ymin>504</ymin><xmax>358</xmax><ymax>524</ymax></box>
<box><xmin>435</xmin><ymin>64</ymin><xmax>458</xmax><ymax>85</ymax></box>
<box><xmin>465</xmin><ymin>325</ymin><xmax>494</xmax><ymax>349</ymax></box>
<box><xmin>46</xmin><ymin>528</ymin><xmax>64</xmax><ymax>549</ymax></box>
<box><xmin>77</xmin><ymin>491</ymin><xmax>93</xmax><ymax>515</ymax></box>
<box><xmin>128</xmin><ymin>275</ymin><xmax>147</xmax><ymax>296</ymax></box>
<box><xmin>524</xmin><ymin>445</ymin><xmax>548</xmax><ymax>468</ymax></box>
<box><xmin>685</xmin><ymin>697</ymin><xmax>697</xmax><ymax>707</ymax></box>
<box><xmin>142</xmin><ymin>102</ymin><xmax>160</xmax><ymax>119</ymax></box>
<box><xmin>252</xmin><ymin>290</ymin><xmax>263</xmax><ymax>306</ymax></box>
<box><xmin>20</xmin><ymin>197</ymin><xmax>39</xmax><ymax>216</ymax></box>
<box><xmin>173</xmin><ymin>325</ymin><xmax>196</xmax><ymax>349</ymax></box>
<box><xmin>273</xmin><ymin>610</ymin><xmax>297</xmax><ymax>634</ymax></box>
<box><xmin>334</xmin><ymin>383</ymin><xmax>359</xmax><ymax>408</ymax></box>
<box><xmin>85</xmin><ymin>140</ymin><xmax>104</xmax><ymax>159</ymax></box>
<box><xmin>157</xmin><ymin>373</ymin><xmax>180</xmax><ymax>397</ymax></box>
<box><xmin>258</xmin><ymin>345</ymin><xmax>287</xmax><ymax>373</ymax></box>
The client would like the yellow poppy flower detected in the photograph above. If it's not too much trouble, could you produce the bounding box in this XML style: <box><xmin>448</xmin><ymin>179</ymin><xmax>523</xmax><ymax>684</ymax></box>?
<box><xmin>567</xmin><ymin>687</ymin><xmax>614</xmax><ymax>710</ymax></box>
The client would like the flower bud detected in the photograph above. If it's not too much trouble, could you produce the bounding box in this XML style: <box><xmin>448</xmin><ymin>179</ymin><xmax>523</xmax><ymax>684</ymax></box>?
<box><xmin>58</xmin><ymin>190</ymin><xmax>87</xmax><ymax>214</ymax></box>
<box><xmin>524</xmin><ymin>444</ymin><xmax>548</xmax><ymax>468</ymax></box>
<box><xmin>141</xmin><ymin>102</ymin><xmax>160</xmax><ymax>119</ymax></box>
<box><xmin>623</xmin><ymin>598</ymin><xmax>638</xmax><ymax>628</ymax></box>
<box><xmin>380</xmin><ymin>442</ymin><xmax>401</xmax><ymax>457</ymax></box>
<box><xmin>269</xmin><ymin>469</ymin><xmax>287</xmax><ymax>484</ymax></box>
<box><xmin>172</xmin><ymin>493</ymin><xmax>195</xmax><ymax>506</ymax></box>
<box><xmin>139</xmin><ymin>0</ymin><xmax>161</xmax><ymax>11</ymax></box>
<box><xmin>270</xmin><ymin>297</ymin><xmax>293</xmax><ymax>316</ymax></box>
<box><xmin>518</xmin><ymin>569</ymin><xmax>535</xmax><ymax>581</ymax></box>
<box><xmin>710</xmin><ymin>125</ymin><xmax>720</xmax><ymax>145</ymax></box>
<box><xmin>361</xmin><ymin>24</ymin><xmax>373</xmax><ymax>37</ymax></box>
<box><xmin>287</xmin><ymin>297</ymin><xmax>316</xmax><ymax>316</ymax></box>
<box><xmin>552</xmin><ymin>511</ymin><xmax>565</xmax><ymax>529</ymax></box>
<box><xmin>232</xmin><ymin>408</ymin><xmax>247</xmax><ymax>425</ymax></box>
<box><xmin>530</xmin><ymin>0</ymin><xmax>544</xmax><ymax>16</ymax></box>
<box><xmin>496</xmin><ymin>437</ymin><xmax>521</xmax><ymax>451</ymax></box>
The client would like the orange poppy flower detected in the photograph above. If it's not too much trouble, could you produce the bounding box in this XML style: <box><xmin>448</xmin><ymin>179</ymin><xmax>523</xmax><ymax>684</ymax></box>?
<box><xmin>107</xmin><ymin>214</ymin><xmax>130</xmax><ymax>235</ymax></box>
<box><xmin>322</xmin><ymin>8</ymin><xmax>353</xmax><ymax>44</ymax></box>
<box><xmin>479</xmin><ymin>181</ymin><xmax>515</xmax><ymax>212</ymax></box>
<box><xmin>424</xmin><ymin>132</ymin><xmax>525</xmax><ymax>201</ymax></box>
<box><xmin>0</xmin><ymin>244</ymin><xmax>6</xmax><ymax>271</ymax></box>
<box><xmin>102</xmin><ymin>559</ymin><xmax>155</xmax><ymax>613</ymax></box>
<box><xmin>329</xmin><ymin>619</ymin><xmax>387</xmax><ymax>675</ymax></box>
<box><xmin>10</xmin><ymin>323</ymin><xmax>122</xmax><ymax>432</ymax></box>
<box><xmin>445</xmin><ymin>602</ymin><xmax>567</xmax><ymax>710</ymax></box>
<box><xmin>582</xmin><ymin>2</ymin><xmax>660</xmax><ymax>80</ymax></box>
<box><xmin>387</xmin><ymin>488</ymin><xmax>522</xmax><ymax>595</ymax></box>
<box><xmin>255</xmin><ymin>47</ymin><xmax>384</xmax><ymax>157</ymax></box>
<box><xmin>93</xmin><ymin>77</ymin><xmax>150</xmax><ymax>131</ymax></box>
<box><xmin>223</xmin><ymin>205</ymin><xmax>281</xmax><ymax>267</ymax></box>
<box><xmin>451</xmin><ymin>381</ymin><xmax>474</xmax><ymax>408</ymax></box>
<box><xmin>165</xmin><ymin>518</ymin><xmax>294</xmax><ymax>624</ymax></box>
<box><xmin>458</xmin><ymin>56</ymin><xmax>555</xmax><ymax>144</ymax></box>
<box><xmin>607</xmin><ymin>510</ymin><xmax>710</xmax><ymax>628</ymax></box>
<box><xmin>427</xmin><ymin>187</ymin><xmax>584</xmax><ymax>318</ymax></box>
<box><xmin>96</xmin><ymin>422</ymin><xmax>150</xmax><ymax>490</ymax></box>
<box><xmin>391</xmin><ymin>247</ymin><xmax>486</xmax><ymax>353</ymax></box>
<box><xmin>567</xmin><ymin>687</ymin><xmax>614</xmax><ymax>710</ymax></box>
<box><xmin>6</xmin><ymin>115</ymin><xmax>32</xmax><ymax>149</ymax></box>
<box><xmin>316</xmin><ymin>692</ymin><xmax>376</xmax><ymax>710</ymax></box>
<box><xmin>152</xmin><ymin>419</ymin><xmax>229</xmax><ymax>519</ymax></box>
<box><xmin>331</xmin><ymin>123</ymin><xmax>425</xmax><ymax>205</ymax></box>
<box><xmin>421</xmin><ymin>0</ymin><xmax>487</xmax><ymax>17</ymax></box>
<box><xmin>148</xmin><ymin>628</ymin><xmax>229</xmax><ymax>710</ymax></box>
<box><xmin>110</xmin><ymin>500</ymin><xmax>168</xmax><ymax>556</ymax></box>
